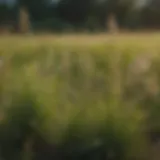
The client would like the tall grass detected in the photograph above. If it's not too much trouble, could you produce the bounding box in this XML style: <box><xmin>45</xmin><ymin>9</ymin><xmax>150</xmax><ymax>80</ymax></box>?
<box><xmin>0</xmin><ymin>36</ymin><xmax>159</xmax><ymax>160</ymax></box>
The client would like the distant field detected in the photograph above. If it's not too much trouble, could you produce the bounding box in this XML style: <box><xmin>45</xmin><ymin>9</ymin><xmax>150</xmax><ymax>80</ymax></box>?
<box><xmin>0</xmin><ymin>32</ymin><xmax>160</xmax><ymax>49</ymax></box>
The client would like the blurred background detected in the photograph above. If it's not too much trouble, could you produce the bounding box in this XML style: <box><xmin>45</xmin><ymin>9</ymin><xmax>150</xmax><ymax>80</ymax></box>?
<box><xmin>0</xmin><ymin>0</ymin><xmax>160</xmax><ymax>33</ymax></box>
<box><xmin>0</xmin><ymin>1</ymin><xmax>160</xmax><ymax>160</ymax></box>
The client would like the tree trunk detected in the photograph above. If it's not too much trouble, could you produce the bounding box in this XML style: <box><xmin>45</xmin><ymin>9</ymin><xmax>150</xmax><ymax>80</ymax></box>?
<box><xmin>107</xmin><ymin>13</ymin><xmax>119</xmax><ymax>33</ymax></box>
<box><xmin>19</xmin><ymin>6</ymin><xmax>30</xmax><ymax>33</ymax></box>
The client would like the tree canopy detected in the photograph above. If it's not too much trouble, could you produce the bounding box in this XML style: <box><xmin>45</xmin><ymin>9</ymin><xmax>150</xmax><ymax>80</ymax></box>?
<box><xmin>0</xmin><ymin>0</ymin><xmax>160</xmax><ymax>32</ymax></box>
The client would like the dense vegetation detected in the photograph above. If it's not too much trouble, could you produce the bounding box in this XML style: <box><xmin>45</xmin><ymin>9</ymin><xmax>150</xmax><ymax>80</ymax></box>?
<box><xmin>0</xmin><ymin>34</ymin><xmax>160</xmax><ymax>160</ymax></box>
<box><xmin>0</xmin><ymin>0</ymin><xmax>160</xmax><ymax>32</ymax></box>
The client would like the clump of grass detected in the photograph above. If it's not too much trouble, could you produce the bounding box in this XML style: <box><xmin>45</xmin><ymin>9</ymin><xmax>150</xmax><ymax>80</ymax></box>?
<box><xmin>0</xmin><ymin>40</ymin><xmax>159</xmax><ymax>160</ymax></box>
<box><xmin>21</xmin><ymin>51</ymin><xmax>146</xmax><ymax>160</ymax></box>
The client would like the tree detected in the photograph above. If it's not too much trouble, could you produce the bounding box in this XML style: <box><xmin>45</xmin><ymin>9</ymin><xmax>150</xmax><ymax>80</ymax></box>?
<box><xmin>93</xmin><ymin>0</ymin><xmax>137</xmax><ymax>30</ymax></box>
<box><xmin>142</xmin><ymin>0</ymin><xmax>160</xmax><ymax>28</ymax></box>
<box><xmin>0</xmin><ymin>4</ymin><xmax>10</xmax><ymax>25</ymax></box>
<box><xmin>57</xmin><ymin>0</ymin><xmax>94</xmax><ymax>27</ymax></box>
<box><xmin>16</xmin><ymin>0</ymin><xmax>49</xmax><ymax>33</ymax></box>
<box><xmin>18</xmin><ymin>5</ymin><xmax>30</xmax><ymax>33</ymax></box>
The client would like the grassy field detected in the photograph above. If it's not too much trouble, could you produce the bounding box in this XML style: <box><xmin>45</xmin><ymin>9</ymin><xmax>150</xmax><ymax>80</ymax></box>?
<box><xmin>0</xmin><ymin>33</ymin><xmax>160</xmax><ymax>160</ymax></box>
<box><xmin>1</xmin><ymin>32</ymin><xmax>160</xmax><ymax>47</ymax></box>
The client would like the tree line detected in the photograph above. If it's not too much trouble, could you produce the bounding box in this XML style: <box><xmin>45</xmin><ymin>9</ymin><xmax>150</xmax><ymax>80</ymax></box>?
<box><xmin>0</xmin><ymin>0</ymin><xmax>160</xmax><ymax>33</ymax></box>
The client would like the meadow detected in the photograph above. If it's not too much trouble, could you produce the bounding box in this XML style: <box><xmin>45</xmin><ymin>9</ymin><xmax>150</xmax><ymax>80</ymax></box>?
<box><xmin>0</xmin><ymin>33</ymin><xmax>160</xmax><ymax>160</ymax></box>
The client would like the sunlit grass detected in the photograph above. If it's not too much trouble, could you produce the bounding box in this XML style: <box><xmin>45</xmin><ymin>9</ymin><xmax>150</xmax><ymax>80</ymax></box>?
<box><xmin>0</xmin><ymin>33</ymin><xmax>160</xmax><ymax>160</ymax></box>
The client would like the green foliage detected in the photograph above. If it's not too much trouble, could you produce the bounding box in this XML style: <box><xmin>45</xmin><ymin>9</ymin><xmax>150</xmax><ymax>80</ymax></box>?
<box><xmin>0</xmin><ymin>40</ymin><xmax>160</xmax><ymax>159</ymax></box>
<box><xmin>1</xmin><ymin>0</ymin><xmax>160</xmax><ymax>31</ymax></box>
